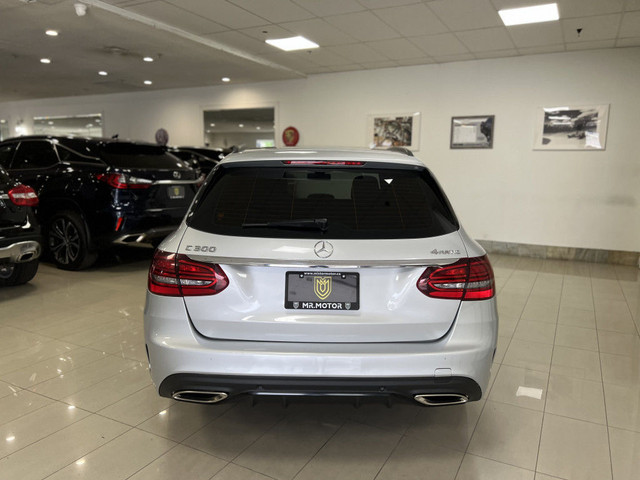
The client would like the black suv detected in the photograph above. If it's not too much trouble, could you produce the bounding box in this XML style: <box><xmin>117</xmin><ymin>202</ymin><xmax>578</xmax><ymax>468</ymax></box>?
<box><xmin>0</xmin><ymin>166</ymin><xmax>41</xmax><ymax>285</ymax></box>
<box><xmin>0</xmin><ymin>136</ymin><xmax>201</xmax><ymax>270</ymax></box>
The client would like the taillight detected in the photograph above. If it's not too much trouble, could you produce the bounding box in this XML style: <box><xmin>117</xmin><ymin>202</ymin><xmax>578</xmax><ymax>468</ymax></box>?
<box><xmin>148</xmin><ymin>250</ymin><xmax>229</xmax><ymax>296</ymax></box>
<box><xmin>8</xmin><ymin>185</ymin><xmax>39</xmax><ymax>207</ymax></box>
<box><xmin>417</xmin><ymin>255</ymin><xmax>495</xmax><ymax>301</ymax></box>
<box><xmin>96</xmin><ymin>173</ymin><xmax>152</xmax><ymax>189</ymax></box>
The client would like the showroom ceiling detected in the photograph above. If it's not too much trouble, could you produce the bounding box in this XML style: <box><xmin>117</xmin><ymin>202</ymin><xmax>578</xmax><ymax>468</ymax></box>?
<box><xmin>1</xmin><ymin>0</ymin><xmax>639</xmax><ymax>102</ymax></box>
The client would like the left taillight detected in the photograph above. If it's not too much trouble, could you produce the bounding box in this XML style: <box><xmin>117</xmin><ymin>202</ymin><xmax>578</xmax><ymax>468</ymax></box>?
<box><xmin>96</xmin><ymin>173</ymin><xmax>152</xmax><ymax>189</ymax></box>
<box><xmin>417</xmin><ymin>255</ymin><xmax>495</xmax><ymax>301</ymax></box>
<box><xmin>8</xmin><ymin>185</ymin><xmax>38</xmax><ymax>207</ymax></box>
<box><xmin>148</xmin><ymin>250</ymin><xmax>229</xmax><ymax>297</ymax></box>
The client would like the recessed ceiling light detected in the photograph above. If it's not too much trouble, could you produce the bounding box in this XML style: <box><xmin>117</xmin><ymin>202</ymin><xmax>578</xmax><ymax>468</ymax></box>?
<box><xmin>143</xmin><ymin>56</ymin><xmax>154</xmax><ymax>62</ymax></box>
<box><xmin>238</xmin><ymin>124</ymin><xmax>244</xmax><ymax>128</ymax></box>
<box><xmin>221</xmin><ymin>77</ymin><xmax>230</xmax><ymax>83</ymax></box>
<box><xmin>45</xmin><ymin>29</ymin><xmax>59</xmax><ymax>36</ymax></box>
<box><xmin>144</xmin><ymin>80</ymin><xmax>153</xmax><ymax>85</ymax></box>
<box><xmin>48</xmin><ymin>121</ymin><xmax>54</xmax><ymax>125</ymax></box>
<box><xmin>256</xmin><ymin>126</ymin><xmax>261</xmax><ymax>130</ymax></box>
<box><xmin>265</xmin><ymin>36</ymin><xmax>319</xmax><ymax>52</ymax></box>
<box><xmin>98</xmin><ymin>71</ymin><xmax>108</xmax><ymax>76</ymax></box>
<box><xmin>499</xmin><ymin>3</ymin><xmax>559</xmax><ymax>26</ymax></box>
<box><xmin>40</xmin><ymin>58</ymin><xmax>51</xmax><ymax>64</ymax></box>
<box><xmin>210</xmin><ymin>123</ymin><xmax>215</xmax><ymax>127</ymax></box>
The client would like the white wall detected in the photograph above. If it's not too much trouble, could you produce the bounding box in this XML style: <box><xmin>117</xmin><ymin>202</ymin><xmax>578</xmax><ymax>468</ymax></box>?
<box><xmin>1</xmin><ymin>48</ymin><xmax>638</xmax><ymax>253</ymax></box>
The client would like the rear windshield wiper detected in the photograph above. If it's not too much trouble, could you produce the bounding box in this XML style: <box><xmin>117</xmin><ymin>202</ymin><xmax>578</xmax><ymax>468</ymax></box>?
<box><xmin>242</xmin><ymin>218</ymin><xmax>328</xmax><ymax>232</ymax></box>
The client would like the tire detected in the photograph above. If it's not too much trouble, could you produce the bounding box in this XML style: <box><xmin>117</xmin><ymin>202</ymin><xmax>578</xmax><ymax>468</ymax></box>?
<box><xmin>0</xmin><ymin>259</ymin><xmax>39</xmax><ymax>286</ymax></box>
<box><xmin>47</xmin><ymin>211</ymin><xmax>98</xmax><ymax>270</ymax></box>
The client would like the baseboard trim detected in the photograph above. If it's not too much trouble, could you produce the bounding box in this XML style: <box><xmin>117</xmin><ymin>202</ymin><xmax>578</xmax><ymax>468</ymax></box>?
<box><xmin>477</xmin><ymin>240</ymin><xmax>639</xmax><ymax>267</ymax></box>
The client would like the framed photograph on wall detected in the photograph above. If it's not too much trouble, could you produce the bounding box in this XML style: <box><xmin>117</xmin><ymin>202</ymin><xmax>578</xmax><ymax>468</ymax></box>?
<box><xmin>450</xmin><ymin>115</ymin><xmax>494</xmax><ymax>149</ymax></box>
<box><xmin>368</xmin><ymin>112</ymin><xmax>420</xmax><ymax>151</ymax></box>
<box><xmin>534</xmin><ymin>104</ymin><xmax>609</xmax><ymax>150</ymax></box>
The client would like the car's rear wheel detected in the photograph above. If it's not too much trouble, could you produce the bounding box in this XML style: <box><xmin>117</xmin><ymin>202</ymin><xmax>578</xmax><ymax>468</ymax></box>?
<box><xmin>47</xmin><ymin>211</ymin><xmax>97</xmax><ymax>270</ymax></box>
<box><xmin>0</xmin><ymin>259</ymin><xmax>39</xmax><ymax>286</ymax></box>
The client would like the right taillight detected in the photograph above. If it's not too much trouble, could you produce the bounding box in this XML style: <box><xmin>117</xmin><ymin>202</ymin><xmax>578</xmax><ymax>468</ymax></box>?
<box><xmin>96</xmin><ymin>173</ymin><xmax>152</xmax><ymax>189</ymax></box>
<box><xmin>417</xmin><ymin>255</ymin><xmax>495</xmax><ymax>300</ymax></box>
<box><xmin>8</xmin><ymin>184</ymin><xmax>39</xmax><ymax>207</ymax></box>
<box><xmin>148</xmin><ymin>250</ymin><xmax>229</xmax><ymax>296</ymax></box>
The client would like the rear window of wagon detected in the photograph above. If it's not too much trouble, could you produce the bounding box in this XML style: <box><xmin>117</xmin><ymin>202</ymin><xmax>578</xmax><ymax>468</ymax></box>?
<box><xmin>187</xmin><ymin>163</ymin><xmax>459</xmax><ymax>239</ymax></box>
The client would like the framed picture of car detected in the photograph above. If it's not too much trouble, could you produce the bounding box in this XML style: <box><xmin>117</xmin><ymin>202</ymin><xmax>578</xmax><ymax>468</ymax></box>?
<box><xmin>533</xmin><ymin>104</ymin><xmax>609</xmax><ymax>150</ymax></box>
<box><xmin>368</xmin><ymin>112</ymin><xmax>421</xmax><ymax>151</ymax></box>
<box><xmin>450</xmin><ymin>115</ymin><xmax>494</xmax><ymax>149</ymax></box>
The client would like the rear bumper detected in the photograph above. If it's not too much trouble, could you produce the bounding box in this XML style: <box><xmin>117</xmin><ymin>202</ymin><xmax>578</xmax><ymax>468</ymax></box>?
<box><xmin>159</xmin><ymin>373</ymin><xmax>482</xmax><ymax>405</ymax></box>
<box><xmin>0</xmin><ymin>239</ymin><xmax>42</xmax><ymax>263</ymax></box>
<box><xmin>144</xmin><ymin>294</ymin><xmax>498</xmax><ymax>403</ymax></box>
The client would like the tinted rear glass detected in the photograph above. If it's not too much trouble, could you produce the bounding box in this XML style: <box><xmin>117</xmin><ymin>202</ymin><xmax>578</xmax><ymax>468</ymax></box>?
<box><xmin>100</xmin><ymin>143</ymin><xmax>183</xmax><ymax>169</ymax></box>
<box><xmin>188</xmin><ymin>164</ymin><xmax>459</xmax><ymax>239</ymax></box>
<box><xmin>57</xmin><ymin>139</ymin><xmax>182</xmax><ymax>169</ymax></box>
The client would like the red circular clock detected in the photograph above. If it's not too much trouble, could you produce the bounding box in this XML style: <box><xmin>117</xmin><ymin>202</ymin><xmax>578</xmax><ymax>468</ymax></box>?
<box><xmin>282</xmin><ymin>126</ymin><xmax>299</xmax><ymax>146</ymax></box>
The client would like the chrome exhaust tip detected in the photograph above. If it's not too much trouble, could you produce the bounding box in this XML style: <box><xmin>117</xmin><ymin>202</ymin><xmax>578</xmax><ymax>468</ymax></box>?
<box><xmin>414</xmin><ymin>393</ymin><xmax>469</xmax><ymax>406</ymax></box>
<box><xmin>172</xmin><ymin>390</ymin><xmax>228</xmax><ymax>404</ymax></box>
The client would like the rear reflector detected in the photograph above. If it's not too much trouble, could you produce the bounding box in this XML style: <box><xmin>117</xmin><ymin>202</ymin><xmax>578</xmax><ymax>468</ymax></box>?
<box><xmin>417</xmin><ymin>255</ymin><xmax>495</xmax><ymax>301</ymax></box>
<box><xmin>8</xmin><ymin>185</ymin><xmax>39</xmax><ymax>207</ymax></box>
<box><xmin>281</xmin><ymin>160</ymin><xmax>365</xmax><ymax>166</ymax></box>
<box><xmin>148</xmin><ymin>250</ymin><xmax>228</xmax><ymax>296</ymax></box>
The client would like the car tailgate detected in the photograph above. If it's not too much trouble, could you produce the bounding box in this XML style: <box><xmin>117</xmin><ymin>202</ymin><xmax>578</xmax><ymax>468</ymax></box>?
<box><xmin>179</xmin><ymin>230</ymin><xmax>467</xmax><ymax>343</ymax></box>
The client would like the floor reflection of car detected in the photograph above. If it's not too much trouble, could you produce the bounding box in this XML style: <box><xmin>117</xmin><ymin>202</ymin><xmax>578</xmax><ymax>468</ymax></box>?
<box><xmin>0</xmin><ymin>136</ymin><xmax>201</xmax><ymax>270</ymax></box>
<box><xmin>145</xmin><ymin>148</ymin><xmax>498</xmax><ymax>407</ymax></box>
<box><xmin>0</xmin><ymin>165</ymin><xmax>41</xmax><ymax>286</ymax></box>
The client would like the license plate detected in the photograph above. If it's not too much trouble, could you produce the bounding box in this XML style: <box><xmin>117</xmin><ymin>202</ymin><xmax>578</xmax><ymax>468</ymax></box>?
<box><xmin>285</xmin><ymin>272</ymin><xmax>359</xmax><ymax>310</ymax></box>
<box><xmin>167</xmin><ymin>185</ymin><xmax>185</xmax><ymax>199</ymax></box>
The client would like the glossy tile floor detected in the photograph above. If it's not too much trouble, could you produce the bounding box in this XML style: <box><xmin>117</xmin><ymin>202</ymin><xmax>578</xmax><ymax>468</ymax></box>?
<box><xmin>0</xmin><ymin>250</ymin><xmax>639</xmax><ymax>480</ymax></box>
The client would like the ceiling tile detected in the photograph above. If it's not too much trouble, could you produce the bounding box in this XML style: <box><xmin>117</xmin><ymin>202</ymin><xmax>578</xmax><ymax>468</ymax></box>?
<box><xmin>620</xmin><ymin>11</ymin><xmax>640</xmax><ymax>37</ymax></box>
<box><xmin>325</xmin><ymin>11</ymin><xmax>400</xmax><ymax>41</ymax></box>
<box><xmin>280</xmin><ymin>18</ymin><xmax>358</xmax><ymax>46</ymax></box>
<box><xmin>361</xmin><ymin>60</ymin><xmax>400</xmax><ymax>69</ymax></box>
<box><xmin>358</xmin><ymin>0</ymin><xmax>416</xmax><ymax>8</ymax></box>
<box><xmin>374</xmin><ymin>3</ymin><xmax>449</xmax><ymax>37</ymax></box>
<box><xmin>299</xmin><ymin>48</ymin><xmax>353</xmax><ymax>67</ymax></box>
<box><xmin>475</xmin><ymin>48</ymin><xmax>518</xmax><ymax>59</ymax></box>
<box><xmin>428</xmin><ymin>0</ymin><xmax>502</xmax><ymax>31</ymax></box>
<box><xmin>166</xmin><ymin>0</ymin><xmax>268</xmax><ymax>29</ymax></box>
<box><xmin>625</xmin><ymin>0</ymin><xmax>640</xmax><ymax>10</ymax></box>
<box><xmin>557</xmin><ymin>0</ymin><xmax>624</xmax><ymax>18</ymax></box>
<box><xmin>508</xmin><ymin>22</ymin><xmax>564</xmax><ymax>48</ymax></box>
<box><xmin>432</xmin><ymin>53</ymin><xmax>476</xmax><ymax>63</ymax></box>
<box><xmin>562</xmin><ymin>14</ymin><xmax>622</xmax><ymax>42</ymax></box>
<box><xmin>127</xmin><ymin>1</ymin><xmax>227</xmax><ymax>35</ymax></box>
<box><xmin>517</xmin><ymin>45</ymin><xmax>565</xmax><ymax>55</ymax></box>
<box><xmin>367</xmin><ymin>38</ymin><xmax>425</xmax><ymax>60</ymax></box>
<box><xmin>327</xmin><ymin>43</ymin><xmax>388</xmax><ymax>63</ymax></box>
<box><xmin>410</xmin><ymin>33</ymin><xmax>470</xmax><ymax>56</ymax></box>
<box><xmin>240</xmin><ymin>25</ymin><xmax>294</xmax><ymax>42</ymax></box>
<box><xmin>396</xmin><ymin>57</ymin><xmax>436</xmax><ymax>66</ymax></box>
<box><xmin>291</xmin><ymin>0</ymin><xmax>364</xmax><ymax>16</ymax></box>
<box><xmin>565</xmin><ymin>40</ymin><xmax>616</xmax><ymax>51</ymax></box>
<box><xmin>616</xmin><ymin>37</ymin><xmax>640</xmax><ymax>46</ymax></box>
<box><xmin>203</xmin><ymin>31</ymin><xmax>273</xmax><ymax>55</ymax></box>
<box><xmin>457</xmin><ymin>27</ymin><xmax>515</xmax><ymax>52</ymax></box>
<box><xmin>229</xmin><ymin>0</ymin><xmax>314</xmax><ymax>23</ymax></box>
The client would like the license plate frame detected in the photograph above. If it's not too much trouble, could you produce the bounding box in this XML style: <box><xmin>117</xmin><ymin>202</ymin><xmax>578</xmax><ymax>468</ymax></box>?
<box><xmin>285</xmin><ymin>271</ymin><xmax>359</xmax><ymax>311</ymax></box>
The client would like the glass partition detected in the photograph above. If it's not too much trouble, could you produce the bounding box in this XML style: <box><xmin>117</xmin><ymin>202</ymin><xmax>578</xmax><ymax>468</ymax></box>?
<box><xmin>33</xmin><ymin>114</ymin><xmax>103</xmax><ymax>137</ymax></box>
<box><xmin>203</xmin><ymin>108</ymin><xmax>274</xmax><ymax>150</ymax></box>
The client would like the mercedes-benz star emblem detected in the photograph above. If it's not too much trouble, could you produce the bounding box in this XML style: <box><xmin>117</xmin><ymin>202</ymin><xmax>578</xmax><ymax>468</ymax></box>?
<box><xmin>314</xmin><ymin>240</ymin><xmax>333</xmax><ymax>258</ymax></box>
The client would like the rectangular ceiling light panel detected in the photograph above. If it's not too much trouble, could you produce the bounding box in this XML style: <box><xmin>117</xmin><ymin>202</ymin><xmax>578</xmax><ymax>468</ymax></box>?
<box><xmin>499</xmin><ymin>3</ymin><xmax>559</xmax><ymax>26</ymax></box>
<box><xmin>266</xmin><ymin>36</ymin><xmax>319</xmax><ymax>51</ymax></box>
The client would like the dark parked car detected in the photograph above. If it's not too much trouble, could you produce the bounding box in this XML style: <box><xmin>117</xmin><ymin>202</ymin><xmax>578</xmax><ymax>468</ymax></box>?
<box><xmin>166</xmin><ymin>147</ymin><xmax>222</xmax><ymax>176</ymax></box>
<box><xmin>0</xmin><ymin>166</ymin><xmax>41</xmax><ymax>286</ymax></box>
<box><xmin>0</xmin><ymin>136</ymin><xmax>201</xmax><ymax>270</ymax></box>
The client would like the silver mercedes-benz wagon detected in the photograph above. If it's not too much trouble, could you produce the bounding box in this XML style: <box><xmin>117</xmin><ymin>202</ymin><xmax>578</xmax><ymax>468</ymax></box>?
<box><xmin>144</xmin><ymin>148</ymin><xmax>498</xmax><ymax>406</ymax></box>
